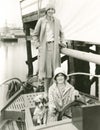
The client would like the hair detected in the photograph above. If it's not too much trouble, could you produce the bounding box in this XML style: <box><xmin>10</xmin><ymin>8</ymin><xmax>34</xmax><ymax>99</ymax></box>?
<box><xmin>55</xmin><ymin>73</ymin><xmax>67</xmax><ymax>81</ymax></box>
<box><xmin>45</xmin><ymin>8</ymin><xmax>55</xmax><ymax>15</ymax></box>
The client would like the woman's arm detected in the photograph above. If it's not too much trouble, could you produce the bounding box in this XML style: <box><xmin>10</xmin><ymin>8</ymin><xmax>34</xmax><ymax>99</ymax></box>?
<box><xmin>48</xmin><ymin>87</ymin><xmax>58</xmax><ymax>122</ymax></box>
<box><xmin>32</xmin><ymin>18</ymin><xmax>42</xmax><ymax>48</ymax></box>
<box><xmin>48</xmin><ymin>88</ymin><xmax>56</xmax><ymax>111</ymax></box>
<box><xmin>59</xmin><ymin>22</ymin><xmax>67</xmax><ymax>48</ymax></box>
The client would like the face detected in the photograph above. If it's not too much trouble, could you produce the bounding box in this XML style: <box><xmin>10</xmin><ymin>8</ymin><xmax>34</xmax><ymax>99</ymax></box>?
<box><xmin>35</xmin><ymin>98</ymin><xmax>47</xmax><ymax>109</ymax></box>
<box><xmin>46</xmin><ymin>8</ymin><xmax>55</xmax><ymax>17</ymax></box>
<box><xmin>56</xmin><ymin>73</ymin><xmax>65</xmax><ymax>84</ymax></box>
<box><xmin>38</xmin><ymin>101</ymin><xmax>43</xmax><ymax>109</ymax></box>
<box><xmin>35</xmin><ymin>100</ymin><xmax>43</xmax><ymax>109</ymax></box>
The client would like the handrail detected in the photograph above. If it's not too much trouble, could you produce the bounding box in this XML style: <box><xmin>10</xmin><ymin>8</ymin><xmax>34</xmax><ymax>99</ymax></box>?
<box><xmin>0</xmin><ymin>78</ymin><xmax>23</xmax><ymax>87</ymax></box>
<box><xmin>0</xmin><ymin>78</ymin><xmax>24</xmax><ymax>112</ymax></box>
<box><xmin>67</xmin><ymin>72</ymin><xmax>98</xmax><ymax>88</ymax></box>
<box><xmin>61</xmin><ymin>48</ymin><xmax>100</xmax><ymax>65</ymax></box>
<box><xmin>67</xmin><ymin>72</ymin><xmax>100</xmax><ymax>78</ymax></box>
<box><xmin>1</xmin><ymin>88</ymin><xmax>24</xmax><ymax>112</ymax></box>
<box><xmin>67</xmin><ymin>72</ymin><xmax>100</xmax><ymax>100</ymax></box>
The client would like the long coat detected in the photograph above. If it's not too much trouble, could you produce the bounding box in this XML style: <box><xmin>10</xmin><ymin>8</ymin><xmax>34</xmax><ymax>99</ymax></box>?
<box><xmin>33</xmin><ymin>16</ymin><xmax>65</xmax><ymax>79</ymax></box>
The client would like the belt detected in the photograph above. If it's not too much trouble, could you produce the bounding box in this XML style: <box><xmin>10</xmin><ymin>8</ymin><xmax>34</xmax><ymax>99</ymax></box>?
<box><xmin>47</xmin><ymin>41</ymin><xmax>54</xmax><ymax>44</ymax></box>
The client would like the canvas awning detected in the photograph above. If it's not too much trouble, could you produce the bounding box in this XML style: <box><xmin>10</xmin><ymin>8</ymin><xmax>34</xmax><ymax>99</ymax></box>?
<box><xmin>49</xmin><ymin>0</ymin><xmax>100</xmax><ymax>44</ymax></box>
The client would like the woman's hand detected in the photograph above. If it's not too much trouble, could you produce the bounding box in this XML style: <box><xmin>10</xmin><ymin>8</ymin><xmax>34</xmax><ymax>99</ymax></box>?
<box><xmin>34</xmin><ymin>42</ymin><xmax>40</xmax><ymax>49</ymax></box>
<box><xmin>72</xmin><ymin>90</ymin><xmax>80</xmax><ymax>101</ymax></box>
<box><xmin>59</xmin><ymin>42</ymin><xmax>67</xmax><ymax>48</ymax></box>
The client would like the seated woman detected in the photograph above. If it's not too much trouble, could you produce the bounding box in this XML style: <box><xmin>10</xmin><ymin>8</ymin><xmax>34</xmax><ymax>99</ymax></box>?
<box><xmin>48</xmin><ymin>67</ymin><xmax>79</xmax><ymax>122</ymax></box>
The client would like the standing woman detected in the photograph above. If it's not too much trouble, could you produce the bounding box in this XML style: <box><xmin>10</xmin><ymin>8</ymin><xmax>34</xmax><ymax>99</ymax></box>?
<box><xmin>48</xmin><ymin>67</ymin><xmax>79</xmax><ymax>122</ymax></box>
<box><xmin>32</xmin><ymin>4</ymin><xmax>66</xmax><ymax>92</ymax></box>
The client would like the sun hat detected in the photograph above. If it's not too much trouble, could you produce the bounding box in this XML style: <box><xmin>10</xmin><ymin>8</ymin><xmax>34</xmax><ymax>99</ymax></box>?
<box><xmin>45</xmin><ymin>4</ymin><xmax>55</xmax><ymax>13</ymax></box>
<box><xmin>54</xmin><ymin>67</ymin><xmax>67</xmax><ymax>80</ymax></box>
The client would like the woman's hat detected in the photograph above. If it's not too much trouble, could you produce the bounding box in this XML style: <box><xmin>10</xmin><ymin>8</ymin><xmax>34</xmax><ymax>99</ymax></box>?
<box><xmin>54</xmin><ymin>67</ymin><xmax>67</xmax><ymax>80</ymax></box>
<box><xmin>45</xmin><ymin>4</ymin><xmax>55</xmax><ymax>13</ymax></box>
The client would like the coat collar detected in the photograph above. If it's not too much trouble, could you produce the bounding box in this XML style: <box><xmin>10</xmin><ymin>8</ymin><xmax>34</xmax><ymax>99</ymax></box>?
<box><xmin>43</xmin><ymin>15</ymin><xmax>55</xmax><ymax>23</ymax></box>
<box><xmin>52</xmin><ymin>81</ymin><xmax>73</xmax><ymax>92</ymax></box>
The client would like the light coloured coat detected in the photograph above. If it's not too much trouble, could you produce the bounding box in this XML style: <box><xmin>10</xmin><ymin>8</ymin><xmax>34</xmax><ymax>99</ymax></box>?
<box><xmin>33</xmin><ymin>16</ymin><xmax>65</xmax><ymax>79</ymax></box>
<box><xmin>48</xmin><ymin>82</ymin><xmax>78</xmax><ymax>121</ymax></box>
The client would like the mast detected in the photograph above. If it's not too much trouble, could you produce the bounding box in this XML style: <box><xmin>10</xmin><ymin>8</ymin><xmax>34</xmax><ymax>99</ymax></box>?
<box><xmin>4</xmin><ymin>20</ymin><xmax>9</xmax><ymax>34</ymax></box>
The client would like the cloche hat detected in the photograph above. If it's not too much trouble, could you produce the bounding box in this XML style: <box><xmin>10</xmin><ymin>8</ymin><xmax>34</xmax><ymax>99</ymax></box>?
<box><xmin>45</xmin><ymin>4</ymin><xmax>55</xmax><ymax>13</ymax></box>
<box><xmin>54</xmin><ymin>67</ymin><xmax>67</xmax><ymax>80</ymax></box>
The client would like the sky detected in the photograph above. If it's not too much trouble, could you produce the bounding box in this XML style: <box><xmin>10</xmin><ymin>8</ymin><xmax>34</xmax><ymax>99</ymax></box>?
<box><xmin>0</xmin><ymin>0</ymin><xmax>22</xmax><ymax>27</ymax></box>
